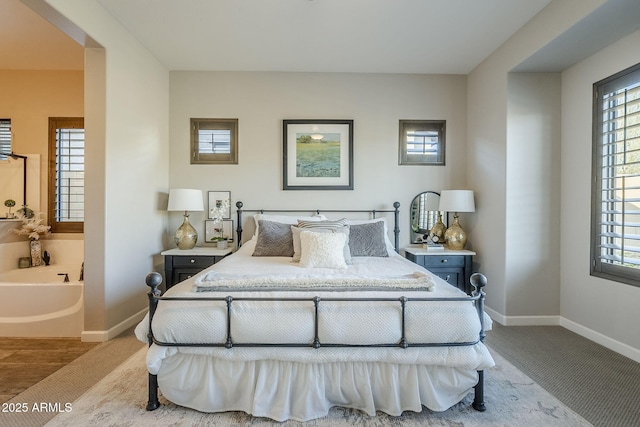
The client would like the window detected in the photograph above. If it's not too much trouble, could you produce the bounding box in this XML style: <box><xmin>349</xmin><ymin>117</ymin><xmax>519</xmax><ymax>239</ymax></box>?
<box><xmin>190</xmin><ymin>118</ymin><xmax>238</xmax><ymax>164</ymax></box>
<box><xmin>48</xmin><ymin>117</ymin><xmax>84</xmax><ymax>233</ymax></box>
<box><xmin>591</xmin><ymin>62</ymin><xmax>640</xmax><ymax>287</ymax></box>
<box><xmin>0</xmin><ymin>119</ymin><xmax>11</xmax><ymax>160</ymax></box>
<box><xmin>398</xmin><ymin>120</ymin><xmax>445</xmax><ymax>165</ymax></box>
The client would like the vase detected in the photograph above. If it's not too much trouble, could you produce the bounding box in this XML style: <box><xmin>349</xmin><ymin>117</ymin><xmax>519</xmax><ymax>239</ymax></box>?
<box><xmin>30</xmin><ymin>240</ymin><xmax>43</xmax><ymax>267</ymax></box>
<box><xmin>217</xmin><ymin>239</ymin><xmax>228</xmax><ymax>250</ymax></box>
<box><xmin>444</xmin><ymin>215</ymin><xmax>467</xmax><ymax>250</ymax></box>
<box><xmin>429</xmin><ymin>213</ymin><xmax>447</xmax><ymax>244</ymax></box>
<box><xmin>175</xmin><ymin>214</ymin><xmax>198</xmax><ymax>250</ymax></box>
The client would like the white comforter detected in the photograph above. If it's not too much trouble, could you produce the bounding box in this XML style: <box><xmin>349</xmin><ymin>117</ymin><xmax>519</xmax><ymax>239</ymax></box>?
<box><xmin>135</xmin><ymin>239</ymin><xmax>493</xmax><ymax>375</ymax></box>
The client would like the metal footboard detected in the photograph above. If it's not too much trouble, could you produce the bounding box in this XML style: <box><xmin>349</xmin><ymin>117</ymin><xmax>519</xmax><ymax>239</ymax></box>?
<box><xmin>144</xmin><ymin>272</ymin><xmax>488</xmax><ymax>413</ymax></box>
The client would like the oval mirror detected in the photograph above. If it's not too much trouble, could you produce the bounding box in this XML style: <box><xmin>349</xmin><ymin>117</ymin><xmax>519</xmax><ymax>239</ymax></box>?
<box><xmin>409</xmin><ymin>191</ymin><xmax>446</xmax><ymax>243</ymax></box>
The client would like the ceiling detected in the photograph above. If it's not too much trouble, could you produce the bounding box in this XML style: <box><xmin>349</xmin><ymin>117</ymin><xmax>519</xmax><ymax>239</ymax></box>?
<box><xmin>1</xmin><ymin>0</ymin><xmax>553</xmax><ymax>74</ymax></box>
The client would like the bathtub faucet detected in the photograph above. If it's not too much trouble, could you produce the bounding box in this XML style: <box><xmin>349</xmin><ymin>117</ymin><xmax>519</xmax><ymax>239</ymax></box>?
<box><xmin>58</xmin><ymin>273</ymin><xmax>70</xmax><ymax>283</ymax></box>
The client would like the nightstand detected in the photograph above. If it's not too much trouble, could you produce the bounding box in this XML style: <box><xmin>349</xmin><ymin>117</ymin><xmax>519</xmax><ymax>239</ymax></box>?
<box><xmin>404</xmin><ymin>246</ymin><xmax>476</xmax><ymax>294</ymax></box>
<box><xmin>161</xmin><ymin>247</ymin><xmax>232</xmax><ymax>289</ymax></box>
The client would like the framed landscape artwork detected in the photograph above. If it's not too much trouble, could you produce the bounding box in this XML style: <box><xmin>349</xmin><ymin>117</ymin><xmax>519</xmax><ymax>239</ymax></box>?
<box><xmin>283</xmin><ymin>119</ymin><xmax>354</xmax><ymax>190</ymax></box>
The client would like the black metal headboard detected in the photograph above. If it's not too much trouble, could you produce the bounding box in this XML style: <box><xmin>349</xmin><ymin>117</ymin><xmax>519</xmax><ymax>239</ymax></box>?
<box><xmin>235</xmin><ymin>201</ymin><xmax>401</xmax><ymax>252</ymax></box>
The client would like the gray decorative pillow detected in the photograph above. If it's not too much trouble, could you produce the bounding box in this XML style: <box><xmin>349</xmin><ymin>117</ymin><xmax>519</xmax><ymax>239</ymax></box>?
<box><xmin>348</xmin><ymin>221</ymin><xmax>389</xmax><ymax>257</ymax></box>
<box><xmin>252</xmin><ymin>220</ymin><xmax>294</xmax><ymax>257</ymax></box>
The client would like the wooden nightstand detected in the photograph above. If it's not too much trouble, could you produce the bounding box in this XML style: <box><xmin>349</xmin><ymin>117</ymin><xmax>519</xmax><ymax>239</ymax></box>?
<box><xmin>161</xmin><ymin>247</ymin><xmax>232</xmax><ymax>289</ymax></box>
<box><xmin>404</xmin><ymin>246</ymin><xmax>476</xmax><ymax>294</ymax></box>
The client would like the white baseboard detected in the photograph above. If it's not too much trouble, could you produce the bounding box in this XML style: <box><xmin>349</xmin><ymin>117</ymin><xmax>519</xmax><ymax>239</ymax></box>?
<box><xmin>560</xmin><ymin>317</ymin><xmax>640</xmax><ymax>363</ymax></box>
<box><xmin>485</xmin><ymin>307</ymin><xmax>640</xmax><ymax>363</ymax></box>
<box><xmin>81</xmin><ymin>308</ymin><xmax>147</xmax><ymax>342</ymax></box>
<box><xmin>484</xmin><ymin>307</ymin><xmax>560</xmax><ymax>326</ymax></box>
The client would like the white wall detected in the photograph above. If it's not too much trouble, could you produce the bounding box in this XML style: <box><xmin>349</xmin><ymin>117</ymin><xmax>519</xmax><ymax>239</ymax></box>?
<box><xmin>467</xmin><ymin>0</ymin><xmax>602</xmax><ymax>317</ymax></box>
<box><xmin>45</xmin><ymin>0</ymin><xmax>170</xmax><ymax>339</ymax></box>
<box><xmin>561</xmin><ymin>29</ymin><xmax>640</xmax><ymax>356</ymax></box>
<box><xmin>506</xmin><ymin>73</ymin><xmax>561</xmax><ymax>317</ymax></box>
<box><xmin>168</xmin><ymin>71</ymin><xmax>469</xmax><ymax>249</ymax></box>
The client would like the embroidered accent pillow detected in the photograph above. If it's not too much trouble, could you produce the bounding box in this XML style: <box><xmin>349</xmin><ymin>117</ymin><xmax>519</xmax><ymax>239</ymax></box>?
<box><xmin>252</xmin><ymin>220</ymin><xmax>294</xmax><ymax>257</ymax></box>
<box><xmin>291</xmin><ymin>225</ymin><xmax>351</xmax><ymax>264</ymax></box>
<box><xmin>299</xmin><ymin>230</ymin><xmax>348</xmax><ymax>269</ymax></box>
<box><xmin>348</xmin><ymin>220</ymin><xmax>389</xmax><ymax>257</ymax></box>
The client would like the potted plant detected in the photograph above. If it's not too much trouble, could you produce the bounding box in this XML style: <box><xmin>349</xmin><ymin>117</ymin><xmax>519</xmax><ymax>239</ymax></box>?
<box><xmin>12</xmin><ymin>212</ymin><xmax>51</xmax><ymax>267</ymax></box>
<box><xmin>209</xmin><ymin>198</ymin><xmax>230</xmax><ymax>249</ymax></box>
<box><xmin>4</xmin><ymin>199</ymin><xmax>16</xmax><ymax>218</ymax></box>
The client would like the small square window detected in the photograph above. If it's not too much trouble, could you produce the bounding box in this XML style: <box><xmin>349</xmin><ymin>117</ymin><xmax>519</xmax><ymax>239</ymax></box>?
<box><xmin>398</xmin><ymin>120</ymin><xmax>445</xmax><ymax>166</ymax></box>
<box><xmin>191</xmin><ymin>118</ymin><xmax>238</xmax><ymax>164</ymax></box>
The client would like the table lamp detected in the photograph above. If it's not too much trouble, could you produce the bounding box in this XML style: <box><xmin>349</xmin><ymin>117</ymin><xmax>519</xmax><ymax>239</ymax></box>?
<box><xmin>167</xmin><ymin>189</ymin><xmax>204</xmax><ymax>250</ymax></box>
<box><xmin>439</xmin><ymin>190</ymin><xmax>475</xmax><ymax>250</ymax></box>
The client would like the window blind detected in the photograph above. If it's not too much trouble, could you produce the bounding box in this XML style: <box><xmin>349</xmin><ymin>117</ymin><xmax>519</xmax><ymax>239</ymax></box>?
<box><xmin>198</xmin><ymin>129</ymin><xmax>231</xmax><ymax>154</ymax></box>
<box><xmin>0</xmin><ymin>119</ymin><xmax>11</xmax><ymax>160</ymax></box>
<box><xmin>55</xmin><ymin>128</ymin><xmax>85</xmax><ymax>222</ymax></box>
<box><xmin>593</xmin><ymin>62</ymin><xmax>640</xmax><ymax>285</ymax></box>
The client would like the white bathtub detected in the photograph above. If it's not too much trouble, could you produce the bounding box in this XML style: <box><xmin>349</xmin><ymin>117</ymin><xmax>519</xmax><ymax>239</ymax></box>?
<box><xmin>0</xmin><ymin>265</ymin><xmax>83</xmax><ymax>337</ymax></box>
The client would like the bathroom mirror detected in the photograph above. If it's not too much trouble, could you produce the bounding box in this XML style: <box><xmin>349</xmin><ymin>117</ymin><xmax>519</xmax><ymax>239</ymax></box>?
<box><xmin>409</xmin><ymin>191</ymin><xmax>445</xmax><ymax>243</ymax></box>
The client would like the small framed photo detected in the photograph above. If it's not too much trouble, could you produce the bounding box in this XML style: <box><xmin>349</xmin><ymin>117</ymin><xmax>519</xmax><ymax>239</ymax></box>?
<box><xmin>283</xmin><ymin>119</ymin><xmax>354</xmax><ymax>190</ymax></box>
<box><xmin>208</xmin><ymin>191</ymin><xmax>231</xmax><ymax>219</ymax></box>
<box><xmin>205</xmin><ymin>219</ymin><xmax>234</xmax><ymax>243</ymax></box>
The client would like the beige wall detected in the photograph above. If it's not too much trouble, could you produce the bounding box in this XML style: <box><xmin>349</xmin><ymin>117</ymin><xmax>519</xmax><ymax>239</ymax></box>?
<box><xmin>561</xmin><ymin>28</ymin><xmax>640</xmax><ymax>355</ymax></box>
<box><xmin>46</xmin><ymin>0</ymin><xmax>170</xmax><ymax>339</ymax></box>
<box><xmin>0</xmin><ymin>69</ymin><xmax>83</xmax><ymax>219</ymax></box>
<box><xmin>168</xmin><ymin>71</ymin><xmax>469</xmax><ymax>249</ymax></box>
<box><xmin>467</xmin><ymin>0</ymin><xmax>602</xmax><ymax>316</ymax></box>
<box><xmin>469</xmin><ymin>0</ymin><xmax>640</xmax><ymax>361</ymax></box>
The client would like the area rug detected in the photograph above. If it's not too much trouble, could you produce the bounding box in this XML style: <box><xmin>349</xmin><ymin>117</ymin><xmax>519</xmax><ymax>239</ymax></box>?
<box><xmin>45</xmin><ymin>348</ymin><xmax>591</xmax><ymax>426</ymax></box>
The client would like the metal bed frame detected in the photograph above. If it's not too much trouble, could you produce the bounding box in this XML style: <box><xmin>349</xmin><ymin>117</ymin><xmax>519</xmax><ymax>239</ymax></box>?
<box><xmin>145</xmin><ymin>201</ymin><xmax>488</xmax><ymax>414</ymax></box>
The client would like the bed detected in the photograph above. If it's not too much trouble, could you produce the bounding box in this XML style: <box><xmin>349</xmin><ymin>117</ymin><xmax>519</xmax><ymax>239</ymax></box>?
<box><xmin>135</xmin><ymin>201</ymin><xmax>494</xmax><ymax>422</ymax></box>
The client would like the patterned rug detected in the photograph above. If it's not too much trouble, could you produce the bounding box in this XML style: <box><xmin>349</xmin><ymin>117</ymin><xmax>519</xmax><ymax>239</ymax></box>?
<box><xmin>45</xmin><ymin>348</ymin><xmax>591</xmax><ymax>426</ymax></box>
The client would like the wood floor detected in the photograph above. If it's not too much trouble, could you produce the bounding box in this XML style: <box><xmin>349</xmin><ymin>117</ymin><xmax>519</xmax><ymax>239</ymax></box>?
<box><xmin>0</xmin><ymin>337</ymin><xmax>99</xmax><ymax>404</ymax></box>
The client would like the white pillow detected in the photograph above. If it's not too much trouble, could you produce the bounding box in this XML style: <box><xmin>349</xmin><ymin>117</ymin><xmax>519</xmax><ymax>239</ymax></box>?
<box><xmin>291</xmin><ymin>225</ymin><xmax>352</xmax><ymax>263</ymax></box>
<box><xmin>299</xmin><ymin>230</ymin><xmax>348</xmax><ymax>269</ymax></box>
<box><xmin>253</xmin><ymin>213</ymin><xmax>327</xmax><ymax>237</ymax></box>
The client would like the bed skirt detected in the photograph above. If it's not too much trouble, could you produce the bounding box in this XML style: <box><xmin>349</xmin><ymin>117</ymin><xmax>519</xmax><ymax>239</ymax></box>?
<box><xmin>157</xmin><ymin>353</ymin><xmax>480</xmax><ymax>422</ymax></box>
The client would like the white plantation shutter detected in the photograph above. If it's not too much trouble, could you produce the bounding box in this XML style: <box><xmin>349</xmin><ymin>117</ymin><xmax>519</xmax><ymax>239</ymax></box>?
<box><xmin>0</xmin><ymin>119</ymin><xmax>11</xmax><ymax>159</ymax></box>
<box><xmin>592</xmin><ymin>62</ymin><xmax>640</xmax><ymax>286</ymax></box>
<box><xmin>49</xmin><ymin>117</ymin><xmax>84</xmax><ymax>233</ymax></box>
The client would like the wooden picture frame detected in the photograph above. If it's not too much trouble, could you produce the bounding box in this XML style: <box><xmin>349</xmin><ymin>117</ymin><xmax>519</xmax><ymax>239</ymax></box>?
<box><xmin>205</xmin><ymin>219</ymin><xmax>234</xmax><ymax>243</ymax></box>
<box><xmin>208</xmin><ymin>191</ymin><xmax>231</xmax><ymax>219</ymax></box>
<box><xmin>191</xmin><ymin>118</ymin><xmax>238</xmax><ymax>164</ymax></box>
<box><xmin>283</xmin><ymin>119</ymin><xmax>354</xmax><ymax>190</ymax></box>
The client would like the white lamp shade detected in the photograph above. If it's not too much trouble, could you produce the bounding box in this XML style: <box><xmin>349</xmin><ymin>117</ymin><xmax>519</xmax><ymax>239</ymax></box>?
<box><xmin>439</xmin><ymin>190</ymin><xmax>475</xmax><ymax>213</ymax></box>
<box><xmin>167</xmin><ymin>189</ymin><xmax>204</xmax><ymax>212</ymax></box>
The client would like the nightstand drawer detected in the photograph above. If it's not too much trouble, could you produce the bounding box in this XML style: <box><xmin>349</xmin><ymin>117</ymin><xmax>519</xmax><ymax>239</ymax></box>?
<box><xmin>419</xmin><ymin>255</ymin><xmax>465</xmax><ymax>268</ymax></box>
<box><xmin>432</xmin><ymin>271</ymin><xmax>460</xmax><ymax>285</ymax></box>
<box><xmin>172</xmin><ymin>256</ymin><xmax>216</xmax><ymax>268</ymax></box>
<box><xmin>404</xmin><ymin>247</ymin><xmax>475</xmax><ymax>294</ymax></box>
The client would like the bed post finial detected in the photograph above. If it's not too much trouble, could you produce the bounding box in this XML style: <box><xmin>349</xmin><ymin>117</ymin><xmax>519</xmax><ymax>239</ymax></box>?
<box><xmin>470</xmin><ymin>273</ymin><xmax>486</xmax><ymax>291</ymax></box>
<box><xmin>393</xmin><ymin>201</ymin><xmax>400</xmax><ymax>253</ymax></box>
<box><xmin>236</xmin><ymin>201</ymin><xmax>244</xmax><ymax>247</ymax></box>
<box><xmin>146</xmin><ymin>272</ymin><xmax>162</xmax><ymax>296</ymax></box>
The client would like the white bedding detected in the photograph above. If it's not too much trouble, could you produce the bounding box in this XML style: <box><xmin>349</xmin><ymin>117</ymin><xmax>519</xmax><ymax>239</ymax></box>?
<box><xmin>134</xmin><ymin>237</ymin><xmax>494</xmax><ymax>421</ymax></box>
<box><xmin>136</xmin><ymin>238</ymin><xmax>492</xmax><ymax>371</ymax></box>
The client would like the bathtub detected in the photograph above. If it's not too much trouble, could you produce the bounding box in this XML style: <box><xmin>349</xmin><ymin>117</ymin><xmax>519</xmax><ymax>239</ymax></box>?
<box><xmin>0</xmin><ymin>265</ymin><xmax>83</xmax><ymax>337</ymax></box>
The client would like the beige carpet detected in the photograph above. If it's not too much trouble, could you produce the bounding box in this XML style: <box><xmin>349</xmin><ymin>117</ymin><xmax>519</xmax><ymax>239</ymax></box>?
<box><xmin>42</xmin><ymin>347</ymin><xmax>591</xmax><ymax>426</ymax></box>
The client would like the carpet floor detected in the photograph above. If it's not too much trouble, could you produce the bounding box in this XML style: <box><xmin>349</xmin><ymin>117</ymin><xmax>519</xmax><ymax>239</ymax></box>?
<box><xmin>43</xmin><ymin>347</ymin><xmax>590</xmax><ymax>427</ymax></box>
<box><xmin>3</xmin><ymin>324</ymin><xmax>639</xmax><ymax>426</ymax></box>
